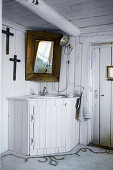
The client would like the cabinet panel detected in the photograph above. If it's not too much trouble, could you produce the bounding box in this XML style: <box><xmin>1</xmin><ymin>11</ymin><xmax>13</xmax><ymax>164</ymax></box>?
<box><xmin>8</xmin><ymin>100</ymin><xmax>29</xmax><ymax>155</ymax></box>
<box><xmin>29</xmin><ymin>101</ymin><xmax>38</xmax><ymax>155</ymax></box>
<box><xmin>56</xmin><ymin>105</ymin><xmax>66</xmax><ymax>147</ymax></box>
<box><xmin>8</xmin><ymin>97</ymin><xmax>78</xmax><ymax>156</ymax></box>
<box><xmin>46</xmin><ymin>105</ymin><xmax>57</xmax><ymax>148</ymax></box>
<box><xmin>38</xmin><ymin>106</ymin><xmax>46</xmax><ymax>149</ymax></box>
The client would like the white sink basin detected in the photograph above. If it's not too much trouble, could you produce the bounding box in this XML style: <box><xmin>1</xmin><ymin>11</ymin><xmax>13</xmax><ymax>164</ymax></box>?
<box><xmin>29</xmin><ymin>94</ymin><xmax>65</xmax><ymax>99</ymax></box>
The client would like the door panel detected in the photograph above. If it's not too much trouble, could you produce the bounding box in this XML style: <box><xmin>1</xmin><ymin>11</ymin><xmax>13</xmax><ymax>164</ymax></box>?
<box><xmin>100</xmin><ymin>47</ymin><xmax>111</xmax><ymax>146</ymax></box>
<box><xmin>92</xmin><ymin>48</ymin><xmax>100</xmax><ymax>144</ymax></box>
<box><xmin>92</xmin><ymin>45</ymin><xmax>112</xmax><ymax>147</ymax></box>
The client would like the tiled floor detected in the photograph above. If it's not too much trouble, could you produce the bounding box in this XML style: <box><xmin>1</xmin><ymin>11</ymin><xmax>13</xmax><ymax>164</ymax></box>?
<box><xmin>1</xmin><ymin>145</ymin><xmax>113</xmax><ymax>170</ymax></box>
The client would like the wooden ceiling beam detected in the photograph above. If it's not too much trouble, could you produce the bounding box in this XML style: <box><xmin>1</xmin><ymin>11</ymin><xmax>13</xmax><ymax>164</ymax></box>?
<box><xmin>15</xmin><ymin>0</ymin><xmax>80</xmax><ymax>37</ymax></box>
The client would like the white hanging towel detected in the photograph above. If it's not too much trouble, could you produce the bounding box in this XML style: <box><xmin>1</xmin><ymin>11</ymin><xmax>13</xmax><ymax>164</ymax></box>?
<box><xmin>76</xmin><ymin>91</ymin><xmax>91</xmax><ymax>121</ymax></box>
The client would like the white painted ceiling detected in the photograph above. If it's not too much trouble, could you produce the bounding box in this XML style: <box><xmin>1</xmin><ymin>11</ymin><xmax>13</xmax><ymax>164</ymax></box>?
<box><xmin>2</xmin><ymin>0</ymin><xmax>113</xmax><ymax>35</ymax></box>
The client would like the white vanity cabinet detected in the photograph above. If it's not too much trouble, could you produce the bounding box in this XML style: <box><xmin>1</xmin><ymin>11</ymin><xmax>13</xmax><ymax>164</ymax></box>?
<box><xmin>8</xmin><ymin>97</ymin><xmax>79</xmax><ymax>156</ymax></box>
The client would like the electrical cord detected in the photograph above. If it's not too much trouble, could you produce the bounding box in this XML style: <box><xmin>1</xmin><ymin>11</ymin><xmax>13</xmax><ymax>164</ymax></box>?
<box><xmin>1</xmin><ymin>147</ymin><xmax>113</xmax><ymax>167</ymax></box>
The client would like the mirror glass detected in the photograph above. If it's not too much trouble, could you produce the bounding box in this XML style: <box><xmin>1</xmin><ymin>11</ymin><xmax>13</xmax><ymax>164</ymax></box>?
<box><xmin>34</xmin><ymin>40</ymin><xmax>54</xmax><ymax>74</ymax></box>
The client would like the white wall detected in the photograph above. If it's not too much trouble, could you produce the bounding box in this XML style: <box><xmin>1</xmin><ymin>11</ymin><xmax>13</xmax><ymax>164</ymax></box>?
<box><xmin>0</xmin><ymin>0</ymin><xmax>2</xmax><ymax>159</ymax></box>
<box><xmin>2</xmin><ymin>20</ymin><xmax>44</xmax><ymax>152</ymax></box>
<box><xmin>2</xmin><ymin>19</ymin><xmax>91</xmax><ymax>153</ymax></box>
<box><xmin>1</xmin><ymin>19</ymin><xmax>97</xmax><ymax>153</ymax></box>
<box><xmin>75</xmin><ymin>38</ymin><xmax>92</xmax><ymax>145</ymax></box>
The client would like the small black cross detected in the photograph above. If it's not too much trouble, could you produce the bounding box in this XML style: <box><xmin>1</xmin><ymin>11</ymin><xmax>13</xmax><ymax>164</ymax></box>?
<box><xmin>2</xmin><ymin>28</ymin><xmax>14</xmax><ymax>55</ymax></box>
<box><xmin>9</xmin><ymin>55</ymin><xmax>21</xmax><ymax>81</ymax></box>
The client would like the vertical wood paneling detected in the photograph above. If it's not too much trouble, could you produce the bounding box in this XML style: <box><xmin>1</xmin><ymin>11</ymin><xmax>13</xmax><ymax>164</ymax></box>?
<box><xmin>39</xmin><ymin>106</ymin><xmax>46</xmax><ymax>149</ymax></box>
<box><xmin>70</xmin><ymin>99</ymin><xmax>79</xmax><ymax>147</ymax></box>
<box><xmin>92</xmin><ymin>47</ymin><xmax>100</xmax><ymax>144</ymax></box>
<box><xmin>8</xmin><ymin>98</ymin><xmax>79</xmax><ymax>155</ymax></box>
<box><xmin>8</xmin><ymin>100</ymin><xmax>29</xmax><ymax>155</ymax></box>
<box><xmin>56</xmin><ymin>105</ymin><xmax>63</xmax><ymax>147</ymax></box>
<box><xmin>111</xmin><ymin>80</ymin><xmax>113</xmax><ymax>147</ymax></box>
<box><xmin>25</xmin><ymin>81</ymin><xmax>39</xmax><ymax>95</ymax></box>
<box><xmin>8</xmin><ymin>100</ymin><xmax>15</xmax><ymax>151</ymax></box>
<box><xmin>80</xmin><ymin>121</ymin><xmax>88</xmax><ymax>145</ymax></box>
<box><xmin>29</xmin><ymin>100</ymin><xmax>37</xmax><ymax>155</ymax></box>
<box><xmin>14</xmin><ymin>101</ymin><xmax>22</xmax><ymax>153</ymax></box>
<box><xmin>111</xmin><ymin>45</ymin><xmax>113</xmax><ymax>147</ymax></box>
<box><xmin>92</xmin><ymin>44</ymin><xmax>113</xmax><ymax>147</ymax></box>
<box><xmin>2</xmin><ymin>25</ymin><xmax>15</xmax><ymax>152</ymax></box>
<box><xmin>58</xmin><ymin>47</ymin><xmax>67</xmax><ymax>94</ymax></box>
<box><xmin>22</xmin><ymin>101</ymin><xmax>29</xmax><ymax>155</ymax></box>
<box><xmin>79</xmin><ymin>43</ymin><xmax>91</xmax><ymax>145</ymax></box>
<box><xmin>0</xmin><ymin>0</ymin><xmax>2</xmax><ymax>156</ymax></box>
<box><xmin>33</xmin><ymin>106</ymin><xmax>40</xmax><ymax>154</ymax></box>
<box><xmin>66</xmin><ymin>37</ymin><xmax>75</xmax><ymax>94</ymax></box>
<box><xmin>46</xmin><ymin>102</ymin><xmax>57</xmax><ymax>148</ymax></box>
<box><xmin>100</xmin><ymin>47</ymin><xmax>111</xmax><ymax>147</ymax></box>
<box><xmin>46</xmin><ymin>82</ymin><xmax>53</xmax><ymax>94</ymax></box>
<box><xmin>2</xmin><ymin>21</ymin><xmax>40</xmax><ymax>152</ymax></box>
<box><xmin>40</xmin><ymin>82</ymin><xmax>47</xmax><ymax>94</ymax></box>
<box><xmin>14</xmin><ymin>30</ymin><xmax>26</xmax><ymax>96</ymax></box>
<box><xmin>74</xmin><ymin>37</ymin><xmax>82</xmax><ymax>92</ymax></box>
<box><xmin>2</xmin><ymin>26</ymin><xmax>15</xmax><ymax>97</ymax></box>
<box><xmin>2</xmin><ymin>20</ymin><xmax>93</xmax><ymax>153</ymax></box>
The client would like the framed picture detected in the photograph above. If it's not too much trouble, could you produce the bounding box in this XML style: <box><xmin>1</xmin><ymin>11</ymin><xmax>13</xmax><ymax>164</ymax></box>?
<box><xmin>107</xmin><ymin>66</ymin><xmax>113</xmax><ymax>80</ymax></box>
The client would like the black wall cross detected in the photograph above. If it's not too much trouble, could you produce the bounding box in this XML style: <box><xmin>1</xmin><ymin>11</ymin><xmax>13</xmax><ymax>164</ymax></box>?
<box><xmin>9</xmin><ymin>55</ymin><xmax>21</xmax><ymax>81</ymax></box>
<box><xmin>2</xmin><ymin>28</ymin><xmax>14</xmax><ymax>55</ymax></box>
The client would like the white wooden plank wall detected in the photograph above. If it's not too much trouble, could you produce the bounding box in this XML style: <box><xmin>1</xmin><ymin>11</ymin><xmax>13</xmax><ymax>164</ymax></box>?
<box><xmin>100</xmin><ymin>47</ymin><xmax>111</xmax><ymax>147</ymax></box>
<box><xmin>1</xmin><ymin>19</ymin><xmax>93</xmax><ymax>152</ymax></box>
<box><xmin>112</xmin><ymin>80</ymin><xmax>113</xmax><ymax>147</ymax></box>
<box><xmin>74</xmin><ymin>39</ymin><xmax>92</xmax><ymax>145</ymax></box>
<box><xmin>80</xmin><ymin>44</ymin><xmax>90</xmax><ymax>145</ymax></box>
<box><xmin>1</xmin><ymin>22</ymin><xmax>39</xmax><ymax>152</ymax></box>
<box><xmin>8</xmin><ymin>100</ymin><xmax>29</xmax><ymax>155</ymax></box>
<box><xmin>0</xmin><ymin>0</ymin><xmax>2</xmax><ymax>159</ymax></box>
<box><xmin>92</xmin><ymin>44</ymin><xmax>113</xmax><ymax>147</ymax></box>
<box><xmin>111</xmin><ymin>46</ymin><xmax>113</xmax><ymax>147</ymax></box>
<box><xmin>92</xmin><ymin>48</ymin><xmax>100</xmax><ymax>144</ymax></box>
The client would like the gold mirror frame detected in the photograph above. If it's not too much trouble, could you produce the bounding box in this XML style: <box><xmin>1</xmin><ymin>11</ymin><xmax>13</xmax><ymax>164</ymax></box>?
<box><xmin>25</xmin><ymin>30</ymin><xmax>62</xmax><ymax>82</ymax></box>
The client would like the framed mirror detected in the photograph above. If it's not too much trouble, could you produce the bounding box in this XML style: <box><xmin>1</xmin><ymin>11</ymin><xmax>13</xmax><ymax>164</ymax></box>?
<box><xmin>26</xmin><ymin>31</ymin><xmax>62</xmax><ymax>82</ymax></box>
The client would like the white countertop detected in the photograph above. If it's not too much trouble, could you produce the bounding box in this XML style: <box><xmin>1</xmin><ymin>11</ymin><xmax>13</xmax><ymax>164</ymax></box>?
<box><xmin>7</xmin><ymin>94</ymin><xmax>79</xmax><ymax>101</ymax></box>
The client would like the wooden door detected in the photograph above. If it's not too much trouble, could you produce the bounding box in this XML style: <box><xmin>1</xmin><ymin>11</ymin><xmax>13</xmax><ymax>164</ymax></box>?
<box><xmin>92</xmin><ymin>44</ymin><xmax>113</xmax><ymax>147</ymax></box>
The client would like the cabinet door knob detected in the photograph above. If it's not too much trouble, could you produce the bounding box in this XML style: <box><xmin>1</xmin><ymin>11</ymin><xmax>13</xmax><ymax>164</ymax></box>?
<box><xmin>65</xmin><ymin>103</ymin><xmax>67</xmax><ymax>106</ymax></box>
<box><xmin>101</xmin><ymin>95</ymin><xmax>104</xmax><ymax>97</ymax></box>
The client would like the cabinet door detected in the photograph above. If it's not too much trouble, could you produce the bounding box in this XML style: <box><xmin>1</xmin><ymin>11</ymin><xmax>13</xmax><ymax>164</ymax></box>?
<box><xmin>46</xmin><ymin>100</ymin><xmax>67</xmax><ymax>150</ymax></box>
<box><xmin>30</xmin><ymin>100</ymin><xmax>46</xmax><ymax>155</ymax></box>
<box><xmin>30</xmin><ymin>99</ymin><xmax>73</xmax><ymax>155</ymax></box>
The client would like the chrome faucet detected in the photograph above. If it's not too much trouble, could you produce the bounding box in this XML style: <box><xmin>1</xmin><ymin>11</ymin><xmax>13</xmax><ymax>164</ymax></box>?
<box><xmin>42</xmin><ymin>87</ymin><xmax>48</xmax><ymax>95</ymax></box>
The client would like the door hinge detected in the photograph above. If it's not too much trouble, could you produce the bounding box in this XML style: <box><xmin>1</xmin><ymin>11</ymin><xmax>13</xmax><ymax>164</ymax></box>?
<box><xmin>31</xmin><ymin>138</ymin><xmax>35</xmax><ymax>145</ymax></box>
<box><xmin>31</xmin><ymin>114</ymin><xmax>36</xmax><ymax>122</ymax></box>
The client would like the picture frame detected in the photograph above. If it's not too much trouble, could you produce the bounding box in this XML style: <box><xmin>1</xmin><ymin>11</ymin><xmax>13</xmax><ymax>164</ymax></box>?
<box><xmin>107</xmin><ymin>66</ymin><xmax>113</xmax><ymax>80</ymax></box>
